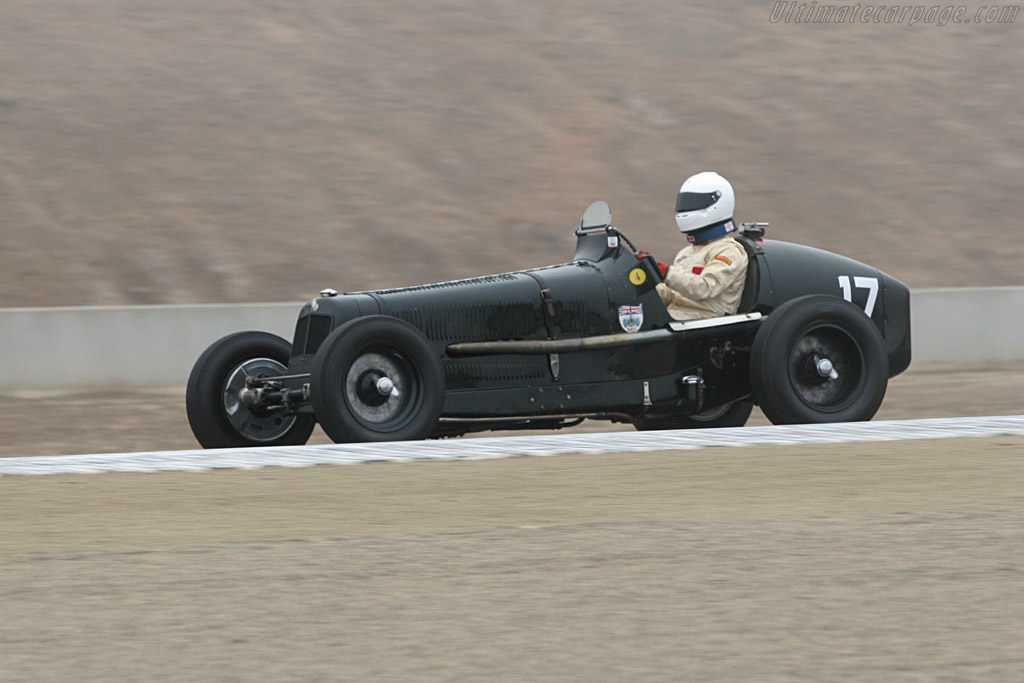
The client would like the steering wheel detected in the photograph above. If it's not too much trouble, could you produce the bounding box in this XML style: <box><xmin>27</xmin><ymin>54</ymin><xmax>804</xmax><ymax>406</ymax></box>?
<box><xmin>635</xmin><ymin>249</ymin><xmax>667</xmax><ymax>284</ymax></box>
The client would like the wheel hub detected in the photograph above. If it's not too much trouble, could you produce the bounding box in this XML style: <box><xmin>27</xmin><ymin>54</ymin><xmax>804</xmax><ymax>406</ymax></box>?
<box><xmin>222</xmin><ymin>358</ymin><xmax>297</xmax><ymax>442</ymax></box>
<box><xmin>376</xmin><ymin>376</ymin><xmax>398</xmax><ymax>397</ymax></box>
<box><xmin>344</xmin><ymin>352</ymin><xmax>412</xmax><ymax>426</ymax></box>
<box><xmin>788</xmin><ymin>327</ymin><xmax>864</xmax><ymax>412</ymax></box>
<box><xmin>816</xmin><ymin>358</ymin><xmax>839</xmax><ymax>380</ymax></box>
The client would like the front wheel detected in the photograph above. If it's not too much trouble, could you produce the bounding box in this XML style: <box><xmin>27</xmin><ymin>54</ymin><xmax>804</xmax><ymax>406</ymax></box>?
<box><xmin>186</xmin><ymin>331</ymin><xmax>316</xmax><ymax>448</ymax></box>
<box><xmin>310</xmin><ymin>316</ymin><xmax>444</xmax><ymax>443</ymax></box>
<box><xmin>750</xmin><ymin>295</ymin><xmax>888</xmax><ymax>425</ymax></box>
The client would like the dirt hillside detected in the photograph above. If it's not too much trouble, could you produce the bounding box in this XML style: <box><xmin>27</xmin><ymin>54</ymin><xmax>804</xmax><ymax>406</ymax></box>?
<box><xmin>1</xmin><ymin>1</ymin><xmax>1022</xmax><ymax>307</ymax></box>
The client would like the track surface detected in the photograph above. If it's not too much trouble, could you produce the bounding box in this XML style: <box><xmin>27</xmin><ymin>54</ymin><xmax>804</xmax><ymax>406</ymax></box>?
<box><xmin>2</xmin><ymin>438</ymin><xmax>1023</xmax><ymax>682</ymax></box>
<box><xmin>2</xmin><ymin>365</ymin><xmax>1023</xmax><ymax>682</ymax></box>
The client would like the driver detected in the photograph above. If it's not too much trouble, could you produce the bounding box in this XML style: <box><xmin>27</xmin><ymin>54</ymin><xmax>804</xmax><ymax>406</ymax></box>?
<box><xmin>656</xmin><ymin>171</ymin><xmax>749</xmax><ymax>320</ymax></box>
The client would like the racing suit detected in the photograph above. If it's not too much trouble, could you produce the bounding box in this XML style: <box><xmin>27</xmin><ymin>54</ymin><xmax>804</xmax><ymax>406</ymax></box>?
<box><xmin>656</xmin><ymin>236</ymin><xmax>749</xmax><ymax>320</ymax></box>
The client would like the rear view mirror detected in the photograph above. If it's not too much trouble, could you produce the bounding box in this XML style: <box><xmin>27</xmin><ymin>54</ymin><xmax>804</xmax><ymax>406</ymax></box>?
<box><xmin>580</xmin><ymin>201</ymin><xmax>611</xmax><ymax>231</ymax></box>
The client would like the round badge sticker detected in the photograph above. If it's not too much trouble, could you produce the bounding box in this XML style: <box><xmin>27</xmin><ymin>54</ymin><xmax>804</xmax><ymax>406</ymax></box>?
<box><xmin>629</xmin><ymin>268</ymin><xmax>647</xmax><ymax>286</ymax></box>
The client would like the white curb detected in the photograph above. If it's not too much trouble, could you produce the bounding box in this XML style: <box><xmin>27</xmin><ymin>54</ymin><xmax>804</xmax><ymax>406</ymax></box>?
<box><xmin>2</xmin><ymin>415</ymin><xmax>1023</xmax><ymax>477</ymax></box>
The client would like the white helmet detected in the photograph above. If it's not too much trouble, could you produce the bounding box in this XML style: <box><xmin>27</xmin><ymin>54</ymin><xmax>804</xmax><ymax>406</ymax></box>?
<box><xmin>675</xmin><ymin>171</ymin><xmax>735</xmax><ymax>236</ymax></box>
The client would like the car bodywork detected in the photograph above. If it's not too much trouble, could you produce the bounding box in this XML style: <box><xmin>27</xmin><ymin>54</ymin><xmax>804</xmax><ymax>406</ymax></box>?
<box><xmin>187</xmin><ymin>202</ymin><xmax>911</xmax><ymax>446</ymax></box>
<box><xmin>290</xmin><ymin>218</ymin><xmax>907</xmax><ymax>431</ymax></box>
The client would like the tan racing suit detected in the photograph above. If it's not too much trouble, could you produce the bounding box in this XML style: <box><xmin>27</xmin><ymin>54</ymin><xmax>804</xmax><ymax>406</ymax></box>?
<box><xmin>656</xmin><ymin>236</ymin><xmax>749</xmax><ymax>320</ymax></box>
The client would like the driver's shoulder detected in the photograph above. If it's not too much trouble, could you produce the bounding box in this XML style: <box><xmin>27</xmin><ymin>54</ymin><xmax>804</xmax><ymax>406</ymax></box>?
<box><xmin>705</xmin><ymin>238</ymin><xmax>748</xmax><ymax>265</ymax></box>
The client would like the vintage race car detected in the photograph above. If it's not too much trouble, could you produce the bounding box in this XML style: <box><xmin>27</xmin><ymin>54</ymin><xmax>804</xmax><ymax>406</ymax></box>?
<box><xmin>186</xmin><ymin>201</ymin><xmax>911</xmax><ymax>448</ymax></box>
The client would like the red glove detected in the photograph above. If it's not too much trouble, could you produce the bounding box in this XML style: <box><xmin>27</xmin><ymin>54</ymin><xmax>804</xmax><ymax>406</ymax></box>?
<box><xmin>637</xmin><ymin>251</ymin><xmax>669</xmax><ymax>277</ymax></box>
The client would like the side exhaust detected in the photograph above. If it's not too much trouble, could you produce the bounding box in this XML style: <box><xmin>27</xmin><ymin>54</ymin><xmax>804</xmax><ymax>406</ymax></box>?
<box><xmin>447</xmin><ymin>313</ymin><xmax>762</xmax><ymax>356</ymax></box>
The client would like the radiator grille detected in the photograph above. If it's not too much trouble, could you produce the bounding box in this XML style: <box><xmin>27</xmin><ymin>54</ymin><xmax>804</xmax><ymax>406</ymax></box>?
<box><xmin>292</xmin><ymin>313</ymin><xmax>334</xmax><ymax>356</ymax></box>
<box><xmin>291</xmin><ymin>315</ymin><xmax>309</xmax><ymax>356</ymax></box>
<box><xmin>306</xmin><ymin>314</ymin><xmax>333</xmax><ymax>354</ymax></box>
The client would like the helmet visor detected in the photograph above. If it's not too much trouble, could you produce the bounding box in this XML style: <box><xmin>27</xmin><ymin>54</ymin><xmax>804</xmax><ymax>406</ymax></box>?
<box><xmin>675</xmin><ymin>190</ymin><xmax>721</xmax><ymax>213</ymax></box>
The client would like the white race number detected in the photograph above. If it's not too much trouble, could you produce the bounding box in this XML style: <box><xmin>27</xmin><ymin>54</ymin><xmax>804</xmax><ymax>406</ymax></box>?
<box><xmin>838</xmin><ymin>275</ymin><xmax>879</xmax><ymax>317</ymax></box>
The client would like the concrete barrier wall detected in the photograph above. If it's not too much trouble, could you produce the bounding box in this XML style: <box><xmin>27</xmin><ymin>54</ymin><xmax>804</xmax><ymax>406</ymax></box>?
<box><xmin>0</xmin><ymin>288</ymin><xmax>1021</xmax><ymax>389</ymax></box>
<box><xmin>909</xmin><ymin>288</ymin><xmax>1024</xmax><ymax>365</ymax></box>
<box><xmin>0</xmin><ymin>303</ymin><xmax>298</xmax><ymax>389</ymax></box>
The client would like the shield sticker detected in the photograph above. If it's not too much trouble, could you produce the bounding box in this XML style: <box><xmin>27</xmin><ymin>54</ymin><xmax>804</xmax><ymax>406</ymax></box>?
<box><xmin>617</xmin><ymin>304</ymin><xmax>644</xmax><ymax>333</ymax></box>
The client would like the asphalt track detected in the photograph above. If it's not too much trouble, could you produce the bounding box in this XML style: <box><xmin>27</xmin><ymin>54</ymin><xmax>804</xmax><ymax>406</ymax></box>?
<box><xmin>3</xmin><ymin>435</ymin><xmax>1023</xmax><ymax>682</ymax></box>
<box><xmin>2</xmin><ymin>366</ymin><xmax>1023</xmax><ymax>682</ymax></box>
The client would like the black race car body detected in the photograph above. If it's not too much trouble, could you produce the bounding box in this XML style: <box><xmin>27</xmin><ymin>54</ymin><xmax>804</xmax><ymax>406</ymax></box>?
<box><xmin>187</xmin><ymin>202</ymin><xmax>911</xmax><ymax>447</ymax></box>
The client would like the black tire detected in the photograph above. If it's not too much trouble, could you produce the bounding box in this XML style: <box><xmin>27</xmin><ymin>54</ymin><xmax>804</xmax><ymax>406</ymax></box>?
<box><xmin>750</xmin><ymin>295</ymin><xmax>887</xmax><ymax>425</ymax></box>
<box><xmin>186</xmin><ymin>331</ymin><xmax>316</xmax><ymax>449</ymax></box>
<box><xmin>635</xmin><ymin>400</ymin><xmax>753</xmax><ymax>431</ymax></box>
<box><xmin>310</xmin><ymin>316</ymin><xmax>444</xmax><ymax>443</ymax></box>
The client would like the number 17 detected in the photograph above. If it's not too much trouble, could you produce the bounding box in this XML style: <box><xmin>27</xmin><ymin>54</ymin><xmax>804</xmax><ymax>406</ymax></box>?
<box><xmin>838</xmin><ymin>275</ymin><xmax>879</xmax><ymax>317</ymax></box>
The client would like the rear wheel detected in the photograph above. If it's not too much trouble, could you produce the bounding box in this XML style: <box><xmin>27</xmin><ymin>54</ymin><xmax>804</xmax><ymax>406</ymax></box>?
<box><xmin>311</xmin><ymin>316</ymin><xmax>444</xmax><ymax>443</ymax></box>
<box><xmin>634</xmin><ymin>400</ymin><xmax>753</xmax><ymax>431</ymax></box>
<box><xmin>750</xmin><ymin>295</ymin><xmax>887</xmax><ymax>424</ymax></box>
<box><xmin>186</xmin><ymin>331</ymin><xmax>316</xmax><ymax>448</ymax></box>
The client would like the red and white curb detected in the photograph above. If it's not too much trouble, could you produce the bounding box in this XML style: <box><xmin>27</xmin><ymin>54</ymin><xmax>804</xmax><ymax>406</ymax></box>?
<box><xmin>2</xmin><ymin>415</ymin><xmax>1023</xmax><ymax>477</ymax></box>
